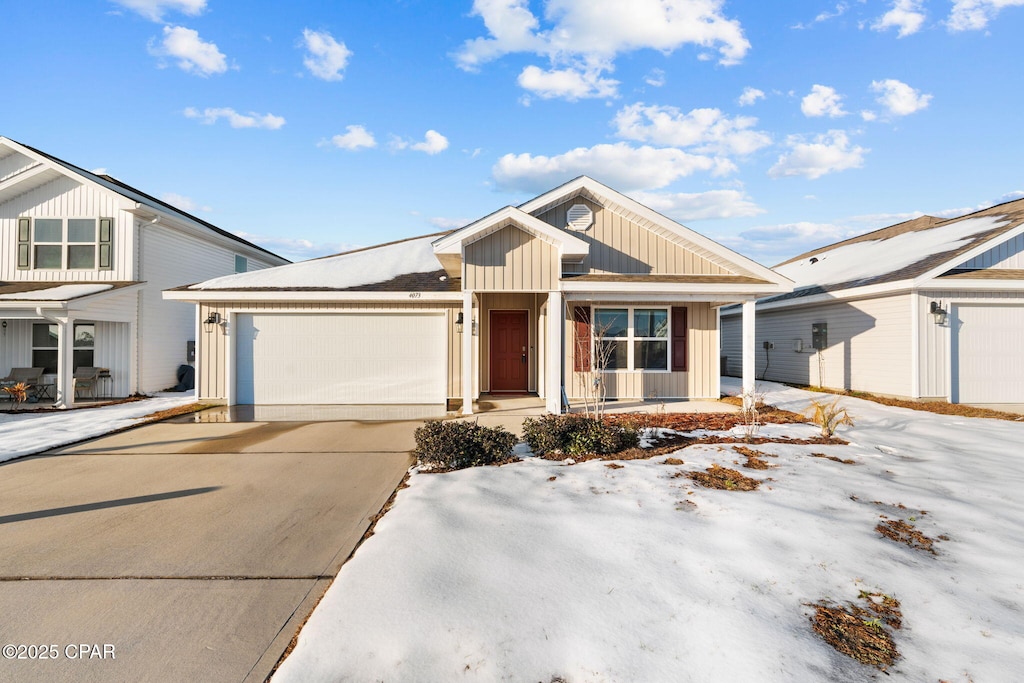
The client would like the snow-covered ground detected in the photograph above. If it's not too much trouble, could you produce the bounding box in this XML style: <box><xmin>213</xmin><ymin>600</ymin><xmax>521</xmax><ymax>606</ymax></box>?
<box><xmin>275</xmin><ymin>380</ymin><xmax>1024</xmax><ymax>682</ymax></box>
<box><xmin>0</xmin><ymin>392</ymin><xmax>196</xmax><ymax>462</ymax></box>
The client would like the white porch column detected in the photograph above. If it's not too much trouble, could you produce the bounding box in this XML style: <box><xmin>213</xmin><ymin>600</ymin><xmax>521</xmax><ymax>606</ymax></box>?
<box><xmin>461</xmin><ymin>291</ymin><xmax>474</xmax><ymax>415</ymax></box>
<box><xmin>545</xmin><ymin>291</ymin><xmax>563</xmax><ymax>414</ymax></box>
<box><xmin>55</xmin><ymin>317</ymin><xmax>74</xmax><ymax>409</ymax></box>
<box><xmin>741</xmin><ymin>300</ymin><xmax>755</xmax><ymax>407</ymax></box>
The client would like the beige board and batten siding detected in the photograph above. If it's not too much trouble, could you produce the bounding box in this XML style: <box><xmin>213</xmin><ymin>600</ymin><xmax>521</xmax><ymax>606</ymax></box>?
<box><xmin>565</xmin><ymin>302</ymin><xmax>718</xmax><ymax>400</ymax></box>
<box><xmin>533</xmin><ymin>197</ymin><xmax>731</xmax><ymax>276</ymax></box>
<box><xmin>197</xmin><ymin>301</ymin><xmax>464</xmax><ymax>402</ymax></box>
<box><xmin>478</xmin><ymin>293</ymin><xmax>542</xmax><ymax>393</ymax></box>
<box><xmin>722</xmin><ymin>294</ymin><xmax>913</xmax><ymax>397</ymax></box>
<box><xmin>917</xmin><ymin>289</ymin><xmax>1024</xmax><ymax>399</ymax></box>
<box><xmin>0</xmin><ymin>175</ymin><xmax>135</xmax><ymax>280</ymax></box>
<box><xmin>957</xmin><ymin>233</ymin><xmax>1024</xmax><ymax>270</ymax></box>
<box><xmin>464</xmin><ymin>225</ymin><xmax>559</xmax><ymax>291</ymax></box>
<box><xmin>138</xmin><ymin>223</ymin><xmax>280</xmax><ymax>394</ymax></box>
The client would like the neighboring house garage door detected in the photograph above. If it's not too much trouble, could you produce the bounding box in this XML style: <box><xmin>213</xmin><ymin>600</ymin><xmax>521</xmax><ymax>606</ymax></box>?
<box><xmin>235</xmin><ymin>313</ymin><xmax>447</xmax><ymax>405</ymax></box>
<box><xmin>951</xmin><ymin>304</ymin><xmax>1024</xmax><ymax>403</ymax></box>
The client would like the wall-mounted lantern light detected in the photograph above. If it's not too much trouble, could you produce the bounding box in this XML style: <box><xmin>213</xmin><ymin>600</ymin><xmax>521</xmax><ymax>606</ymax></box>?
<box><xmin>930</xmin><ymin>301</ymin><xmax>948</xmax><ymax>325</ymax></box>
<box><xmin>203</xmin><ymin>312</ymin><xmax>222</xmax><ymax>333</ymax></box>
<box><xmin>455</xmin><ymin>312</ymin><xmax>464</xmax><ymax>334</ymax></box>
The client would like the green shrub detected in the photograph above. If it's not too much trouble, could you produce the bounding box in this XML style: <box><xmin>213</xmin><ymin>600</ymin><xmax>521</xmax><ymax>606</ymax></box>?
<box><xmin>413</xmin><ymin>419</ymin><xmax>518</xmax><ymax>471</ymax></box>
<box><xmin>521</xmin><ymin>414</ymin><xmax>639</xmax><ymax>458</ymax></box>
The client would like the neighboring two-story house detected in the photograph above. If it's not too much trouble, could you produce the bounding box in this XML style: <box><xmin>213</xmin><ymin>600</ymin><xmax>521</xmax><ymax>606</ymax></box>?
<box><xmin>167</xmin><ymin>176</ymin><xmax>792</xmax><ymax>416</ymax></box>
<box><xmin>0</xmin><ymin>137</ymin><xmax>288</xmax><ymax>407</ymax></box>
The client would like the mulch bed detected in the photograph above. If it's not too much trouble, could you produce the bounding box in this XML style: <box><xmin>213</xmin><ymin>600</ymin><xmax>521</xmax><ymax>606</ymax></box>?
<box><xmin>876</xmin><ymin>518</ymin><xmax>942</xmax><ymax>555</ymax></box>
<box><xmin>809</xmin><ymin>590</ymin><xmax>902</xmax><ymax>670</ymax></box>
<box><xmin>800</xmin><ymin>385</ymin><xmax>1024</xmax><ymax>422</ymax></box>
<box><xmin>733</xmin><ymin>445</ymin><xmax>777</xmax><ymax>470</ymax></box>
<box><xmin>810</xmin><ymin>452</ymin><xmax>857</xmax><ymax>465</ymax></box>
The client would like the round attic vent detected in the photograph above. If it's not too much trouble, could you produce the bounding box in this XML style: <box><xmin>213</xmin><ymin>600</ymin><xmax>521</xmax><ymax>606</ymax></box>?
<box><xmin>566</xmin><ymin>203</ymin><xmax>593</xmax><ymax>231</ymax></box>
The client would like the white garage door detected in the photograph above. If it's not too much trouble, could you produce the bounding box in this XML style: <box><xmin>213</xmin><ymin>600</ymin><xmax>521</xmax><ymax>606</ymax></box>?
<box><xmin>235</xmin><ymin>313</ymin><xmax>447</xmax><ymax>405</ymax></box>
<box><xmin>952</xmin><ymin>304</ymin><xmax>1024</xmax><ymax>403</ymax></box>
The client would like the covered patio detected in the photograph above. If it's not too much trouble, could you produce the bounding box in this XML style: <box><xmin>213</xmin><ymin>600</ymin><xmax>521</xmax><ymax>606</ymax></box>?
<box><xmin>0</xmin><ymin>282</ymin><xmax>140</xmax><ymax>408</ymax></box>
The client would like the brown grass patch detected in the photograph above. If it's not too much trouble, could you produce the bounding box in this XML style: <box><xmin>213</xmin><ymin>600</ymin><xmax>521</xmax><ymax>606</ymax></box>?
<box><xmin>662</xmin><ymin>457</ymin><xmax>685</xmax><ymax>465</ymax></box>
<box><xmin>810</xmin><ymin>452</ymin><xmax>857</xmax><ymax>465</ymax></box>
<box><xmin>876</xmin><ymin>518</ymin><xmax>938</xmax><ymax>555</ymax></box>
<box><xmin>142</xmin><ymin>402</ymin><xmax>216</xmax><ymax>422</ymax></box>
<box><xmin>733</xmin><ymin>445</ymin><xmax>777</xmax><ymax>470</ymax></box>
<box><xmin>605</xmin><ymin>462</ymin><xmax>624</xmax><ymax>469</ymax></box>
<box><xmin>809</xmin><ymin>591</ymin><xmax>901</xmax><ymax>670</ymax></box>
<box><xmin>799</xmin><ymin>385</ymin><xmax>1024</xmax><ymax>422</ymax></box>
<box><xmin>688</xmin><ymin>464</ymin><xmax>760</xmax><ymax>491</ymax></box>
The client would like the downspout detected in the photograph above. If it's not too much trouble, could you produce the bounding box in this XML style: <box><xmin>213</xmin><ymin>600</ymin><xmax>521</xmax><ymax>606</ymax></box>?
<box><xmin>36</xmin><ymin>306</ymin><xmax>71</xmax><ymax>409</ymax></box>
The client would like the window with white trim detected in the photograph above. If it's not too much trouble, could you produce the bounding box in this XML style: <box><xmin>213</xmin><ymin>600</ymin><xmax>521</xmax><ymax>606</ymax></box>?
<box><xmin>31</xmin><ymin>323</ymin><xmax>94</xmax><ymax>373</ymax></box>
<box><xmin>593</xmin><ymin>307</ymin><xmax>669</xmax><ymax>371</ymax></box>
<box><xmin>19</xmin><ymin>217</ymin><xmax>113</xmax><ymax>270</ymax></box>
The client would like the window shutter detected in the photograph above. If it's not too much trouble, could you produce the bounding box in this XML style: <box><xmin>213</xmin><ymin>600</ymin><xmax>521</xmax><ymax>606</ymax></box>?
<box><xmin>671</xmin><ymin>307</ymin><xmax>688</xmax><ymax>372</ymax></box>
<box><xmin>17</xmin><ymin>217</ymin><xmax>31</xmax><ymax>270</ymax></box>
<box><xmin>573</xmin><ymin>306</ymin><xmax>591</xmax><ymax>372</ymax></box>
<box><xmin>98</xmin><ymin>217</ymin><xmax>114</xmax><ymax>270</ymax></box>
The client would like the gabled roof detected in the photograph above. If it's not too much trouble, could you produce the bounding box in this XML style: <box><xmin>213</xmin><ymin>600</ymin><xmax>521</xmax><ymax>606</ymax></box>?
<box><xmin>432</xmin><ymin>205</ymin><xmax>589</xmax><ymax>258</ymax></box>
<box><xmin>0</xmin><ymin>281</ymin><xmax>143</xmax><ymax>308</ymax></box>
<box><xmin>763</xmin><ymin>197</ymin><xmax>1024</xmax><ymax>304</ymax></box>
<box><xmin>184</xmin><ymin>233</ymin><xmax>455</xmax><ymax>292</ymax></box>
<box><xmin>517</xmin><ymin>175</ymin><xmax>791</xmax><ymax>287</ymax></box>
<box><xmin>0</xmin><ymin>137</ymin><xmax>288</xmax><ymax>264</ymax></box>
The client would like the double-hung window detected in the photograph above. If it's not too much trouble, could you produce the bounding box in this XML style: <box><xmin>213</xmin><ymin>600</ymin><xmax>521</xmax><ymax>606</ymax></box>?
<box><xmin>593</xmin><ymin>307</ymin><xmax>669</xmax><ymax>371</ymax></box>
<box><xmin>31</xmin><ymin>323</ymin><xmax>95</xmax><ymax>373</ymax></box>
<box><xmin>18</xmin><ymin>217</ymin><xmax>113</xmax><ymax>270</ymax></box>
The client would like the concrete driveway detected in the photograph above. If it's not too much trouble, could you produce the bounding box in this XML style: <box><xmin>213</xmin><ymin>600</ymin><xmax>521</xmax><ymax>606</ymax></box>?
<box><xmin>0</xmin><ymin>416</ymin><xmax>417</xmax><ymax>682</ymax></box>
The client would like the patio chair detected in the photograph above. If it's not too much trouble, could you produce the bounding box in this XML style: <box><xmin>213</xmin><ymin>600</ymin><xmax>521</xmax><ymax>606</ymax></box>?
<box><xmin>1</xmin><ymin>368</ymin><xmax>44</xmax><ymax>400</ymax></box>
<box><xmin>73</xmin><ymin>367</ymin><xmax>101</xmax><ymax>399</ymax></box>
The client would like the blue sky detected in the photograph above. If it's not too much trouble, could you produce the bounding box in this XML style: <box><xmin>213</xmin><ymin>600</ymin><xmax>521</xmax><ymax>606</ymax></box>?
<box><xmin>5</xmin><ymin>0</ymin><xmax>1023</xmax><ymax>265</ymax></box>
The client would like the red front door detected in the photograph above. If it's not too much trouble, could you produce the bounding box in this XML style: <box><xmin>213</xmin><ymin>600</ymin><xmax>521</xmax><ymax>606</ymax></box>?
<box><xmin>490</xmin><ymin>310</ymin><xmax>529</xmax><ymax>392</ymax></box>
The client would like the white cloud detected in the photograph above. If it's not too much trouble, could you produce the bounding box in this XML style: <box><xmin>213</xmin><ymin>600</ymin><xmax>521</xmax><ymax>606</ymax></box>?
<box><xmin>645</xmin><ymin>68</ymin><xmax>666</xmax><ymax>87</ymax></box>
<box><xmin>454</xmin><ymin>0</ymin><xmax>750</xmax><ymax>100</ymax></box>
<box><xmin>391</xmin><ymin>130</ymin><xmax>450</xmax><ymax>155</ymax></box>
<box><xmin>148</xmin><ymin>26</ymin><xmax>227</xmax><ymax>77</ymax></box>
<box><xmin>860</xmin><ymin>110</ymin><xmax>878</xmax><ymax>121</ymax></box>
<box><xmin>492</xmin><ymin>142</ymin><xmax>721</xmax><ymax>193</ymax></box>
<box><xmin>871</xmin><ymin>78</ymin><xmax>932</xmax><ymax>116</ymax></box>
<box><xmin>160</xmin><ymin>192</ymin><xmax>211</xmax><ymax>213</ymax></box>
<box><xmin>517</xmin><ymin>65</ymin><xmax>619</xmax><ymax>100</ymax></box>
<box><xmin>769</xmin><ymin>130</ymin><xmax>867</xmax><ymax>180</ymax></box>
<box><xmin>872</xmin><ymin>0</ymin><xmax>927</xmax><ymax>37</ymax></box>
<box><xmin>800</xmin><ymin>84</ymin><xmax>847</xmax><ymax>118</ymax></box>
<box><xmin>233</xmin><ymin>232</ymin><xmax>357</xmax><ymax>261</ymax></box>
<box><xmin>612</xmin><ymin>103</ymin><xmax>771</xmax><ymax>156</ymax></box>
<box><xmin>429</xmin><ymin>217</ymin><xmax>472</xmax><ymax>230</ymax></box>
<box><xmin>300</xmin><ymin>28</ymin><xmax>351</xmax><ymax>81</ymax></box>
<box><xmin>948</xmin><ymin>0</ymin><xmax>1024</xmax><ymax>31</ymax></box>
<box><xmin>630</xmin><ymin>189</ymin><xmax>765</xmax><ymax>221</ymax></box>
<box><xmin>792</xmin><ymin>2</ymin><xmax>849</xmax><ymax>29</ymax></box>
<box><xmin>737</xmin><ymin>87</ymin><xmax>765</xmax><ymax>106</ymax></box>
<box><xmin>184</xmin><ymin>107</ymin><xmax>286</xmax><ymax>129</ymax></box>
<box><xmin>90</xmin><ymin>167</ymin><xmax>109</xmax><ymax>176</ymax></box>
<box><xmin>109</xmin><ymin>0</ymin><xmax>205</xmax><ymax>22</ymax></box>
<box><xmin>323</xmin><ymin>125</ymin><xmax>376</xmax><ymax>150</ymax></box>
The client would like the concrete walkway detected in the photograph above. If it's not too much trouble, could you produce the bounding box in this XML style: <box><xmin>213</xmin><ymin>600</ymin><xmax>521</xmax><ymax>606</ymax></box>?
<box><xmin>0</xmin><ymin>418</ymin><xmax>415</xmax><ymax>682</ymax></box>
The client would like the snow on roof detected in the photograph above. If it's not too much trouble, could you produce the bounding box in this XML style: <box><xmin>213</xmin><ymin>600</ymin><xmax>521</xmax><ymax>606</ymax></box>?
<box><xmin>0</xmin><ymin>284</ymin><xmax>114</xmax><ymax>301</ymax></box>
<box><xmin>775</xmin><ymin>215</ymin><xmax>1010</xmax><ymax>291</ymax></box>
<box><xmin>192</xmin><ymin>234</ymin><xmax>445</xmax><ymax>290</ymax></box>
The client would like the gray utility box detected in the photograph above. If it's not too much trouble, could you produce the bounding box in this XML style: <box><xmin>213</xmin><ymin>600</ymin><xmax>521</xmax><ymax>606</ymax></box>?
<box><xmin>811</xmin><ymin>323</ymin><xmax>828</xmax><ymax>350</ymax></box>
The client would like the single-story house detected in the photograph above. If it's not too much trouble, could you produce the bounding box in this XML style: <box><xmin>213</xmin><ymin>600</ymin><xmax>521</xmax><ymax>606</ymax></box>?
<box><xmin>0</xmin><ymin>136</ymin><xmax>289</xmax><ymax>407</ymax></box>
<box><xmin>721</xmin><ymin>198</ymin><xmax>1024</xmax><ymax>404</ymax></box>
<box><xmin>166</xmin><ymin>176</ymin><xmax>792</xmax><ymax>415</ymax></box>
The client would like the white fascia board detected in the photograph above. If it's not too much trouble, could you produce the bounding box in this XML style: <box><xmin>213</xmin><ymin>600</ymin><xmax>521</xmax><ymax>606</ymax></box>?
<box><xmin>912</xmin><ymin>220</ymin><xmax>1024</xmax><ymax>286</ymax></box>
<box><xmin>565</xmin><ymin>292</ymin><xmax>762</xmax><ymax>303</ymax></box>
<box><xmin>129</xmin><ymin>204</ymin><xmax>288</xmax><ymax>264</ymax></box>
<box><xmin>433</xmin><ymin>206</ymin><xmax>589</xmax><ymax>257</ymax></box>
<box><xmin>163</xmin><ymin>289</ymin><xmax>462</xmax><ymax>303</ymax></box>
<box><xmin>0</xmin><ymin>302</ymin><xmax>66</xmax><ymax>315</ymax></box>
<box><xmin>737</xmin><ymin>279</ymin><xmax>915</xmax><ymax>315</ymax></box>
<box><xmin>560</xmin><ymin>279</ymin><xmax>790</xmax><ymax>295</ymax></box>
<box><xmin>518</xmin><ymin>176</ymin><xmax>791</xmax><ymax>287</ymax></box>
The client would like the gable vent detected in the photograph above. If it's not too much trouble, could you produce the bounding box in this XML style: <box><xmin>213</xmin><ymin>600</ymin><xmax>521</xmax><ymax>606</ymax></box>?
<box><xmin>566</xmin><ymin>204</ymin><xmax>593</xmax><ymax>231</ymax></box>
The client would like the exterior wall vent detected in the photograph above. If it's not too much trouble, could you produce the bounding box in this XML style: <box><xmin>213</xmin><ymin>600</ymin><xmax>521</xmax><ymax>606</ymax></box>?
<box><xmin>566</xmin><ymin>204</ymin><xmax>593</xmax><ymax>231</ymax></box>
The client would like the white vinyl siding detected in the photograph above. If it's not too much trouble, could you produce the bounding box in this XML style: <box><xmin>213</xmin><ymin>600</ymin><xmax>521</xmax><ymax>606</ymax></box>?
<box><xmin>234</xmin><ymin>313</ymin><xmax>446</xmax><ymax>405</ymax></box>
<box><xmin>722</xmin><ymin>294</ymin><xmax>913</xmax><ymax>397</ymax></box>
<box><xmin>1</xmin><ymin>176</ymin><xmax>135</xmax><ymax>280</ymax></box>
<box><xmin>957</xmin><ymin>232</ymin><xmax>1024</xmax><ymax>270</ymax></box>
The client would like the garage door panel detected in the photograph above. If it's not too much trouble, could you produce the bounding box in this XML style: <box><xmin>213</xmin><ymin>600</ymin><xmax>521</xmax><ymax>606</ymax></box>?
<box><xmin>235</xmin><ymin>313</ymin><xmax>446</xmax><ymax>405</ymax></box>
<box><xmin>953</xmin><ymin>305</ymin><xmax>1024</xmax><ymax>403</ymax></box>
